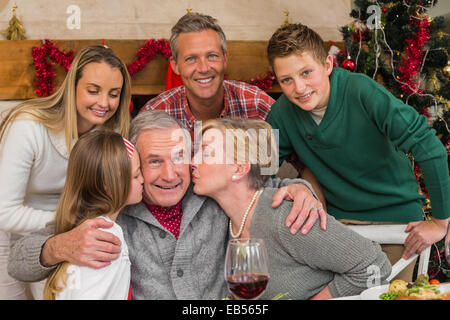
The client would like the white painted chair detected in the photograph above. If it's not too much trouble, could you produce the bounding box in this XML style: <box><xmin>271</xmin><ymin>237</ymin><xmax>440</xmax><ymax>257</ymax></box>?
<box><xmin>347</xmin><ymin>224</ymin><xmax>431</xmax><ymax>281</ymax></box>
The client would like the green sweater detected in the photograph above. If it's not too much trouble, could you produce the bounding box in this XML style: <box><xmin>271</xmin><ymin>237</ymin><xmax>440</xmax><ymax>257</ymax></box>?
<box><xmin>267</xmin><ymin>67</ymin><xmax>449</xmax><ymax>222</ymax></box>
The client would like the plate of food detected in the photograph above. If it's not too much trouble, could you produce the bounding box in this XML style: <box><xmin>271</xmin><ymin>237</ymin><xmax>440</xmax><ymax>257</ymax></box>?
<box><xmin>360</xmin><ymin>275</ymin><xmax>450</xmax><ymax>300</ymax></box>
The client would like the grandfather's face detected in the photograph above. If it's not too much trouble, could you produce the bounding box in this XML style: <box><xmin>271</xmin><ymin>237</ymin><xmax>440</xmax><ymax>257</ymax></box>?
<box><xmin>136</xmin><ymin>125</ymin><xmax>191</xmax><ymax>208</ymax></box>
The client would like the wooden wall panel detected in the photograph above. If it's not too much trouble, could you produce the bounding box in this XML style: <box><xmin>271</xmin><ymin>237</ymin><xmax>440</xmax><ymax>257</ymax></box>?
<box><xmin>0</xmin><ymin>40</ymin><xmax>344</xmax><ymax>100</ymax></box>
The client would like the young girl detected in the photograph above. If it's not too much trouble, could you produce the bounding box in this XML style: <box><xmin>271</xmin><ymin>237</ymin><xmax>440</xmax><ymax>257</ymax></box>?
<box><xmin>0</xmin><ymin>45</ymin><xmax>131</xmax><ymax>299</ymax></box>
<box><xmin>43</xmin><ymin>130</ymin><xmax>143</xmax><ymax>300</ymax></box>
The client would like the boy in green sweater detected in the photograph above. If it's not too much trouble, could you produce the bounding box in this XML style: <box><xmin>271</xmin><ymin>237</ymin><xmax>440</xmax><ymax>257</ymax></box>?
<box><xmin>265</xmin><ymin>23</ymin><xmax>449</xmax><ymax>273</ymax></box>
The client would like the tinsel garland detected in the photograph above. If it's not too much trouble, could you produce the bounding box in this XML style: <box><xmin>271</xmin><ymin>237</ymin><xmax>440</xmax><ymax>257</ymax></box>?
<box><xmin>397</xmin><ymin>16</ymin><xmax>430</xmax><ymax>96</ymax></box>
<box><xmin>127</xmin><ymin>39</ymin><xmax>172</xmax><ymax>76</ymax></box>
<box><xmin>31</xmin><ymin>40</ymin><xmax>74</xmax><ymax>97</ymax></box>
<box><xmin>248</xmin><ymin>72</ymin><xmax>277</xmax><ymax>91</ymax></box>
<box><xmin>32</xmin><ymin>39</ymin><xmax>275</xmax><ymax>97</ymax></box>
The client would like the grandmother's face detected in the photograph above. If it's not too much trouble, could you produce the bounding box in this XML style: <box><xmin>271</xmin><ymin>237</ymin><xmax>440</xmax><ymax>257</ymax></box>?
<box><xmin>191</xmin><ymin>128</ymin><xmax>236</xmax><ymax>197</ymax></box>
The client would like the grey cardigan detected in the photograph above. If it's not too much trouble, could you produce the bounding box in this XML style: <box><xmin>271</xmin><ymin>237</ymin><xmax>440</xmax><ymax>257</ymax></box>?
<box><xmin>252</xmin><ymin>188</ymin><xmax>392</xmax><ymax>299</ymax></box>
<box><xmin>8</xmin><ymin>178</ymin><xmax>315</xmax><ymax>299</ymax></box>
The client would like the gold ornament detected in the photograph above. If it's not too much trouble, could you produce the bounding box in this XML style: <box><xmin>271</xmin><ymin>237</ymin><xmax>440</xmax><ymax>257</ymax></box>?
<box><xmin>428</xmin><ymin>70</ymin><xmax>440</xmax><ymax>92</ymax></box>
<box><xmin>436</xmin><ymin>95</ymin><xmax>450</xmax><ymax>110</ymax></box>
<box><xmin>282</xmin><ymin>10</ymin><xmax>290</xmax><ymax>27</ymax></box>
<box><xmin>436</xmin><ymin>31</ymin><xmax>446</xmax><ymax>39</ymax></box>
<box><xmin>2</xmin><ymin>4</ymin><xmax>27</xmax><ymax>40</ymax></box>
<box><xmin>384</xmin><ymin>2</ymin><xmax>397</xmax><ymax>9</ymax></box>
<box><xmin>186</xmin><ymin>7</ymin><xmax>193</xmax><ymax>14</ymax></box>
<box><xmin>443</xmin><ymin>61</ymin><xmax>450</xmax><ymax>79</ymax></box>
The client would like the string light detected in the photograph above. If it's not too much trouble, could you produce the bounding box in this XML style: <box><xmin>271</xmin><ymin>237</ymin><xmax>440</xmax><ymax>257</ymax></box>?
<box><xmin>368</xmin><ymin>1</ymin><xmax>449</xmax><ymax>133</ymax></box>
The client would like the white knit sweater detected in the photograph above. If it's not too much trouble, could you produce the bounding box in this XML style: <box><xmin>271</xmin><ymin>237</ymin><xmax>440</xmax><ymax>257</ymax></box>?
<box><xmin>0</xmin><ymin>119</ymin><xmax>69</xmax><ymax>235</ymax></box>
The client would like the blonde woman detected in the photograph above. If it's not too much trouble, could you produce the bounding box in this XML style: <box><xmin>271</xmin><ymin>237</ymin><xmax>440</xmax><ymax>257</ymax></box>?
<box><xmin>191</xmin><ymin>118</ymin><xmax>391</xmax><ymax>299</ymax></box>
<box><xmin>44</xmin><ymin>130</ymin><xmax>143</xmax><ymax>300</ymax></box>
<box><xmin>0</xmin><ymin>46</ymin><xmax>131</xmax><ymax>299</ymax></box>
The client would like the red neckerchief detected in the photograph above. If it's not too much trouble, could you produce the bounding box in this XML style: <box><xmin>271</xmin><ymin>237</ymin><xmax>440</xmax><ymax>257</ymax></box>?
<box><xmin>143</xmin><ymin>200</ymin><xmax>183</xmax><ymax>239</ymax></box>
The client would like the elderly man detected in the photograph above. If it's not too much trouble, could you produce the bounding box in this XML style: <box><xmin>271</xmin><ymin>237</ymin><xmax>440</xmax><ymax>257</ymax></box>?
<box><xmin>8</xmin><ymin>111</ymin><xmax>323</xmax><ymax>299</ymax></box>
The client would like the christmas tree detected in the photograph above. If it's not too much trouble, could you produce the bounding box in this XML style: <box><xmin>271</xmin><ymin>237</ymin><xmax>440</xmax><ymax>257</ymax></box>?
<box><xmin>3</xmin><ymin>4</ymin><xmax>26</xmax><ymax>40</ymax></box>
<box><xmin>338</xmin><ymin>0</ymin><xmax>449</xmax><ymax>281</ymax></box>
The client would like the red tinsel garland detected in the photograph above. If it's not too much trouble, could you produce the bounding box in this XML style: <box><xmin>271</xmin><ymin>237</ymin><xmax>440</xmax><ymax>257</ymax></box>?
<box><xmin>397</xmin><ymin>16</ymin><xmax>430</xmax><ymax>96</ymax></box>
<box><xmin>32</xmin><ymin>40</ymin><xmax>74</xmax><ymax>97</ymax></box>
<box><xmin>396</xmin><ymin>16</ymin><xmax>431</xmax><ymax>200</ymax></box>
<box><xmin>127</xmin><ymin>39</ymin><xmax>171</xmax><ymax>76</ymax></box>
<box><xmin>32</xmin><ymin>39</ymin><xmax>275</xmax><ymax>97</ymax></box>
<box><xmin>248</xmin><ymin>72</ymin><xmax>277</xmax><ymax>91</ymax></box>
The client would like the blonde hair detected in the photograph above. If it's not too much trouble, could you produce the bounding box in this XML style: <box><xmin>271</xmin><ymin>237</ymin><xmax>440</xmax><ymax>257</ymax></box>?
<box><xmin>200</xmin><ymin>118</ymin><xmax>278</xmax><ymax>189</ymax></box>
<box><xmin>43</xmin><ymin>130</ymin><xmax>132</xmax><ymax>300</ymax></box>
<box><xmin>267</xmin><ymin>23</ymin><xmax>328</xmax><ymax>68</ymax></box>
<box><xmin>0</xmin><ymin>46</ymin><xmax>131</xmax><ymax>152</ymax></box>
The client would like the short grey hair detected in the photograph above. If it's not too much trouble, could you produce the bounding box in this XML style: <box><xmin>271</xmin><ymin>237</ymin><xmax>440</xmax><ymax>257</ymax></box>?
<box><xmin>170</xmin><ymin>12</ymin><xmax>227</xmax><ymax>61</ymax></box>
<box><xmin>129</xmin><ymin>110</ymin><xmax>190</xmax><ymax>147</ymax></box>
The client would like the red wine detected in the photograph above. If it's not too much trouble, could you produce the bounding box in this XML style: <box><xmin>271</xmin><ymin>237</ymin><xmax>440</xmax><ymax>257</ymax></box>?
<box><xmin>227</xmin><ymin>273</ymin><xmax>269</xmax><ymax>299</ymax></box>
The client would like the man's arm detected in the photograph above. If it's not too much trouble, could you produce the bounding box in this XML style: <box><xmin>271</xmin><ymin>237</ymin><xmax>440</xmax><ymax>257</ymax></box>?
<box><xmin>40</xmin><ymin>217</ymin><xmax>122</xmax><ymax>269</ymax></box>
<box><xmin>8</xmin><ymin>223</ymin><xmax>56</xmax><ymax>282</ymax></box>
<box><xmin>301</xmin><ymin>167</ymin><xmax>327</xmax><ymax>210</ymax></box>
<box><xmin>266</xmin><ymin>177</ymin><xmax>327</xmax><ymax>235</ymax></box>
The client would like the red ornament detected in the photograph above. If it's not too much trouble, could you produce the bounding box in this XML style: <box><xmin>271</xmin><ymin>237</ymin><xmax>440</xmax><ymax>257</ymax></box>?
<box><xmin>341</xmin><ymin>58</ymin><xmax>356</xmax><ymax>72</ymax></box>
<box><xmin>351</xmin><ymin>29</ymin><xmax>370</xmax><ymax>43</ymax></box>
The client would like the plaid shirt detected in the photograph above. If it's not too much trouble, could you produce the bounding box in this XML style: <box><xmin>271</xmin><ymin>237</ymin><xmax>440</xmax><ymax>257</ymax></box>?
<box><xmin>140</xmin><ymin>80</ymin><xmax>274</xmax><ymax>137</ymax></box>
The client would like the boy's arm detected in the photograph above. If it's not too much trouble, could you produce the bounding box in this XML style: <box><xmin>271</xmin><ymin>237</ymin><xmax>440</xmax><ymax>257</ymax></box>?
<box><xmin>362</xmin><ymin>79</ymin><xmax>449</xmax><ymax>220</ymax></box>
<box><xmin>361</xmin><ymin>80</ymin><xmax>449</xmax><ymax>257</ymax></box>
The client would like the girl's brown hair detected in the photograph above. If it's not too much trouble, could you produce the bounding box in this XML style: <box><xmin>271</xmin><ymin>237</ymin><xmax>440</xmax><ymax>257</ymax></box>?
<box><xmin>43</xmin><ymin>130</ymin><xmax>132</xmax><ymax>300</ymax></box>
<box><xmin>0</xmin><ymin>45</ymin><xmax>131</xmax><ymax>152</ymax></box>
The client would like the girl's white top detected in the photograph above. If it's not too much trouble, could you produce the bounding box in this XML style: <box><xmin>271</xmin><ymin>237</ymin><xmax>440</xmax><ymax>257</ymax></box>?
<box><xmin>56</xmin><ymin>216</ymin><xmax>131</xmax><ymax>300</ymax></box>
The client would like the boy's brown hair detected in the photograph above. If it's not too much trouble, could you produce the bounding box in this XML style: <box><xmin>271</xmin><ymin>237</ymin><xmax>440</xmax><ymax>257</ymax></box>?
<box><xmin>267</xmin><ymin>23</ymin><xmax>328</xmax><ymax>68</ymax></box>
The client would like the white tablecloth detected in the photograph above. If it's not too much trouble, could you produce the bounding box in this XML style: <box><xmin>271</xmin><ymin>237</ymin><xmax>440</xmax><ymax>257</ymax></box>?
<box><xmin>330</xmin><ymin>295</ymin><xmax>361</xmax><ymax>300</ymax></box>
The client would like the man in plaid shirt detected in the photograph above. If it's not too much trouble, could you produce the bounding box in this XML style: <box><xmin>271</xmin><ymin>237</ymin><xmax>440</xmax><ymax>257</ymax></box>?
<box><xmin>140</xmin><ymin>12</ymin><xmax>274</xmax><ymax>138</ymax></box>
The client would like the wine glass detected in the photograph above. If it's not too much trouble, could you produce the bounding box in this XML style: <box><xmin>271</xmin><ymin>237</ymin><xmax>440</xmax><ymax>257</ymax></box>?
<box><xmin>225</xmin><ymin>238</ymin><xmax>269</xmax><ymax>300</ymax></box>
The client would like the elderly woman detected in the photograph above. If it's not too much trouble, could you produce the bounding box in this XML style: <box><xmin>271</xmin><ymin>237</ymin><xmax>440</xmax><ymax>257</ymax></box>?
<box><xmin>191</xmin><ymin>118</ymin><xmax>391</xmax><ymax>300</ymax></box>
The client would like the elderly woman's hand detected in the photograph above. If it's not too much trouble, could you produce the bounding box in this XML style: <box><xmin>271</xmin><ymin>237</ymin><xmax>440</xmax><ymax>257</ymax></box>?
<box><xmin>271</xmin><ymin>183</ymin><xmax>327</xmax><ymax>235</ymax></box>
